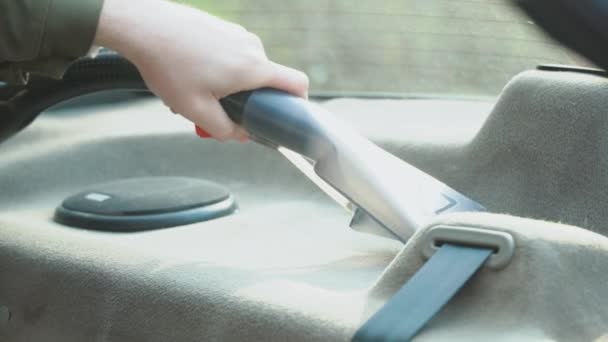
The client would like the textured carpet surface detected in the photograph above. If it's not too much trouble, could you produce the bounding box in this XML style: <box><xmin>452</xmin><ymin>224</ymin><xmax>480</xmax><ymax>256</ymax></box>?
<box><xmin>1</xmin><ymin>69</ymin><xmax>607</xmax><ymax>341</ymax></box>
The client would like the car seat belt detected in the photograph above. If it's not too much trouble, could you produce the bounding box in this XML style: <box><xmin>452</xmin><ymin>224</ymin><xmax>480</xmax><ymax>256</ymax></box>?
<box><xmin>352</xmin><ymin>243</ymin><xmax>493</xmax><ymax>342</ymax></box>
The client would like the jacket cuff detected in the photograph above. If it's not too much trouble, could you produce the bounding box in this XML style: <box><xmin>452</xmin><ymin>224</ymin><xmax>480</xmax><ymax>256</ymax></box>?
<box><xmin>40</xmin><ymin>0</ymin><xmax>105</xmax><ymax>59</ymax></box>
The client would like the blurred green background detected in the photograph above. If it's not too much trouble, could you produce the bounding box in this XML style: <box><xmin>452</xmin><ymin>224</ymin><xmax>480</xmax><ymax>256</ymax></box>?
<box><xmin>175</xmin><ymin>0</ymin><xmax>586</xmax><ymax>97</ymax></box>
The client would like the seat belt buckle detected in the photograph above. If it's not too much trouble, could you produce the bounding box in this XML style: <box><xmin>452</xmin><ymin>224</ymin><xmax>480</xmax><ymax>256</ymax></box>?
<box><xmin>421</xmin><ymin>225</ymin><xmax>515</xmax><ymax>270</ymax></box>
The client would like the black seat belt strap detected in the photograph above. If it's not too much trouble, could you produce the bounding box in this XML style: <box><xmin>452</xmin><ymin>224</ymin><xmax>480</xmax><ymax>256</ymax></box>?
<box><xmin>352</xmin><ymin>243</ymin><xmax>493</xmax><ymax>342</ymax></box>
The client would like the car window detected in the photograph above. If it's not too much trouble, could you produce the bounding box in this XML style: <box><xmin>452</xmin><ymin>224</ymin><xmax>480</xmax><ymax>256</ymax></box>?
<box><xmin>179</xmin><ymin>0</ymin><xmax>590</xmax><ymax>97</ymax></box>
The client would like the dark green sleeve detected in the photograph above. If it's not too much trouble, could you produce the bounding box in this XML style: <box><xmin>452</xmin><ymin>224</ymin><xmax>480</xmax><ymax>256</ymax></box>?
<box><xmin>0</xmin><ymin>0</ymin><xmax>104</xmax><ymax>84</ymax></box>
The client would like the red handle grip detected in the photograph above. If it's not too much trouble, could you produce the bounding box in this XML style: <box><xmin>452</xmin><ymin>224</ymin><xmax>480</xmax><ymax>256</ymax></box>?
<box><xmin>195</xmin><ymin>125</ymin><xmax>212</xmax><ymax>138</ymax></box>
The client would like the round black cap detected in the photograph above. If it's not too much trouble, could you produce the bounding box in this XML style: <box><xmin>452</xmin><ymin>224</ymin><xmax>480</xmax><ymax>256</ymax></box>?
<box><xmin>55</xmin><ymin>177</ymin><xmax>237</xmax><ymax>231</ymax></box>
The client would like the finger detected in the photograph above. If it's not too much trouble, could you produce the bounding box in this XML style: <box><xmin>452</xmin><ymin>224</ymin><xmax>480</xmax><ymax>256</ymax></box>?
<box><xmin>237</xmin><ymin>126</ymin><xmax>249</xmax><ymax>137</ymax></box>
<box><xmin>264</xmin><ymin>62</ymin><xmax>310</xmax><ymax>99</ymax></box>
<box><xmin>234</xmin><ymin>126</ymin><xmax>249</xmax><ymax>143</ymax></box>
<box><xmin>237</xmin><ymin>132</ymin><xmax>249</xmax><ymax>143</ymax></box>
<box><xmin>184</xmin><ymin>96</ymin><xmax>240</xmax><ymax>141</ymax></box>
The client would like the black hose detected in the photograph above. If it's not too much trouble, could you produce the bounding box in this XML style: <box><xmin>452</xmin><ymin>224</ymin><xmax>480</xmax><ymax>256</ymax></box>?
<box><xmin>0</xmin><ymin>51</ymin><xmax>147</xmax><ymax>143</ymax></box>
<box><xmin>0</xmin><ymin>51</ymin><xmax>250</xmax><ymax>144</ymax></box>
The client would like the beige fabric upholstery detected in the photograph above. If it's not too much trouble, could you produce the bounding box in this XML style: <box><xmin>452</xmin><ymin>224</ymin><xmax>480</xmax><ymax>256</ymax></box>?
<box><xmin>1</xmin><ymin>69</ymin><xmax>608</xmax><ymax>341</ymax></box>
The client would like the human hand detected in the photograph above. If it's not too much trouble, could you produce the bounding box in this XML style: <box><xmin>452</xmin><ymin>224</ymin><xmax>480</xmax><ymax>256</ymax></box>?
<box><xmin>94</xmin><ymin>0</ymin><xmax>309</xmax><ymax>141</ymax></box>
